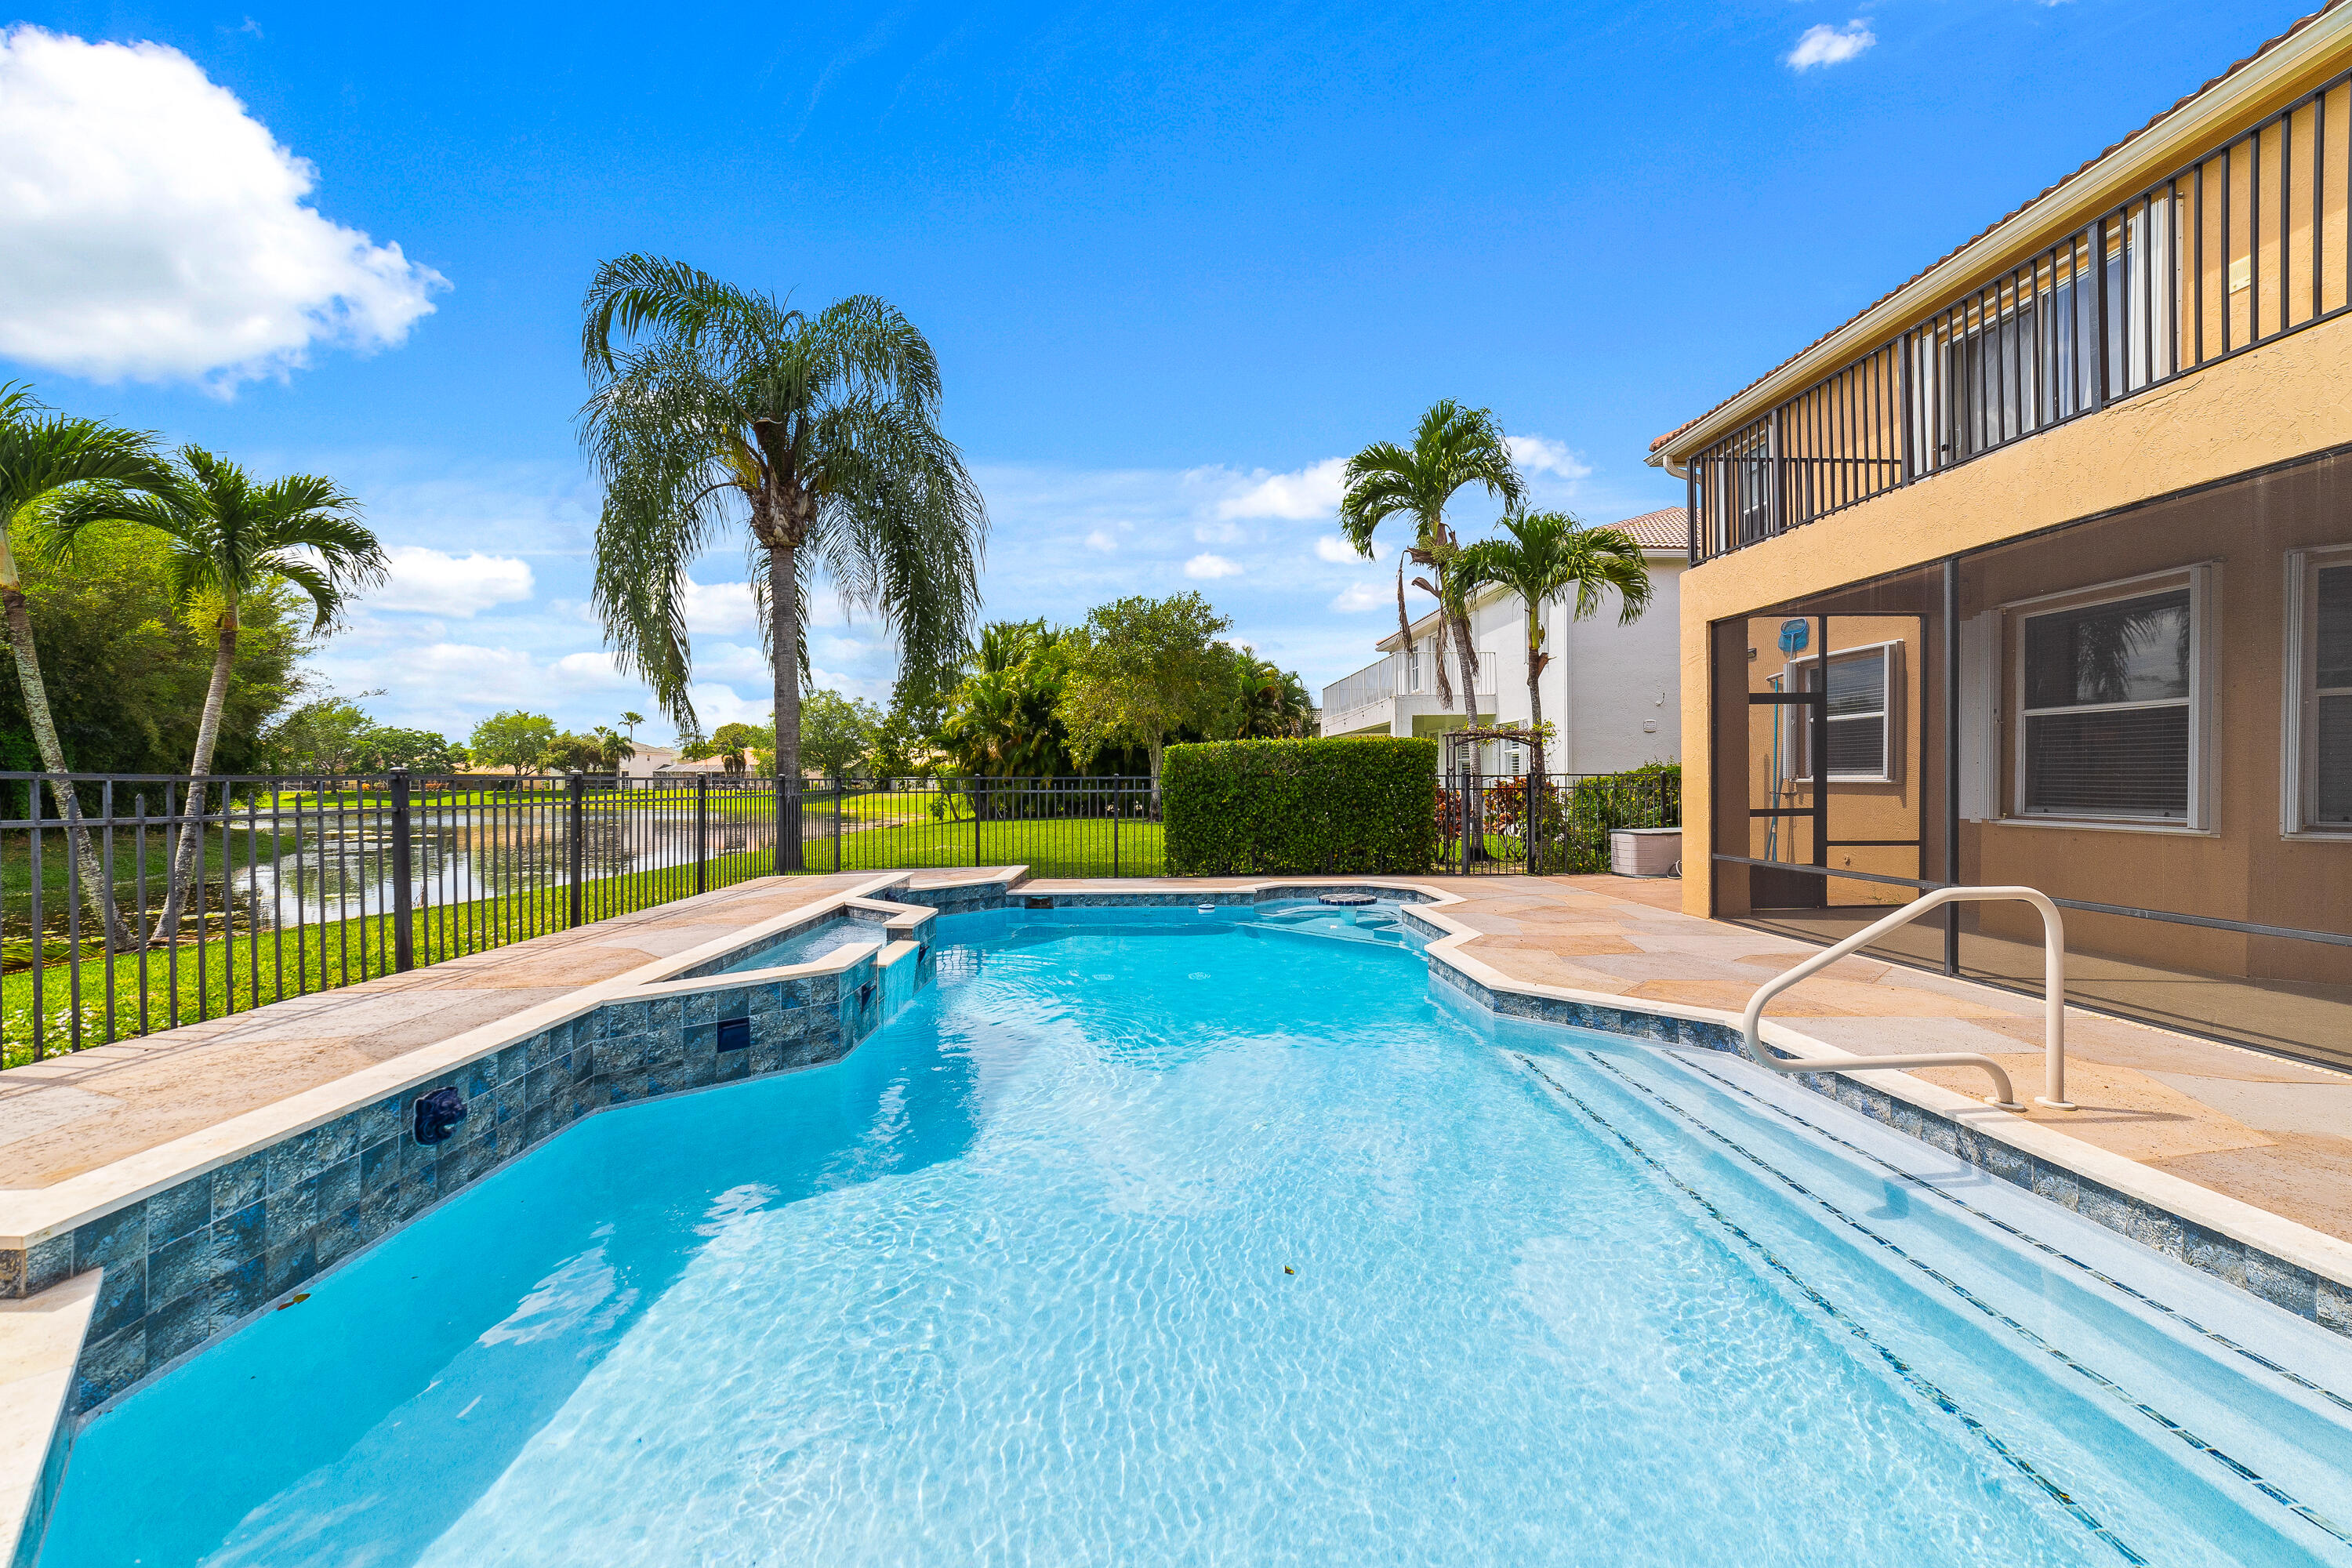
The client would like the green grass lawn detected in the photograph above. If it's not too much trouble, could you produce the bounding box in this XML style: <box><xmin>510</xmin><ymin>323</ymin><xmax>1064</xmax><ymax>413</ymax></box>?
<box><xmin>794</xmin><ymin>815</ymin><xmax>1164</xmax><ymax>878</ymax></box>
<box><xmin>1</xmin><ymin>845</ymin><xmax>782</xmax><ymax>1065</ymax></box>
<box><xmin>5</xmin><ymin>811</ymin><xmax>1166</xmax><ymax>1065</ymax></box>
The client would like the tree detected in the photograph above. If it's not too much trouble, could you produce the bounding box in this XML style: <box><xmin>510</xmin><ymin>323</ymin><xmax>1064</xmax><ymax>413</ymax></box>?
<box><xmin>940</xmin><ymin>619</ymin><xmax>1075</xmax><ymax>779</ymax></box>
<box><xmin>1059</xmin><ymin>593</ymin><xmax>1233</xmax><ymax>798</ymax></box>
<box><xmin>578</xmin><ymin>256</ymin><xmax>987</xmax><ymax>864</ymax></box>
<box><xmin>619</xmin><ymin>710</ymin><xmax>644</xmax><ymax>739</ymax></box>
<box><xmin>539</xmin><ymin>732</ymin><xmax>602</xmax><ymax>773</ymax></box>
<box><xmin>0</xmin><ymin>384</ymin><xmax>172</xmax><ymax>941</ymax></box>
<box><xmin>357</xmin><ymin>726</ymin><xmax>468</xmax><ymax>774</ymax></box>
<box><xmin>586</xmin><ymin>725</ymin><xmax>635</xmax><ymax>769</ymax></box>
<box><xmin>799</xmin><ymin>689</ymin><xmax>880</xmax><ymax>781</ymax></box>
<box><xmin>470</xmin><ymin>710</ymin><xmax>557</xmax><ymax>786</ymax></box>
<box><xmin>1338</xmin><ymin>400</ymin><xmax>1526</xmax><ymax>729</ymax></box>
<box><xmin>704</xmin><ymin>721</ymin><xmax>760</xmax><ymax>775</ymax></box>
<box><xmin>1224</xmin><ymin>647</ymin><xmax>1313</xmax><ymax>739</ymax></box>
<box><xmin>48</xmin><ymin>445</ymin><xmax>384</xmax><ymax>947</ymax></box>
<box><xmin>258</xmin><ymin>692</ymin><xmax>381</xmax><ymax>775</ymax></box>
<box><xmin>1457</xmin><ymin>511</ymin><xmax>1653</xmax><ymax>769</ymax></box>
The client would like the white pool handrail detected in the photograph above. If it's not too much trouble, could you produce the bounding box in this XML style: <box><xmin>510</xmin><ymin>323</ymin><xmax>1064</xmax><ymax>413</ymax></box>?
<box><xmin>1739</xmin><ymin>885</ymin><xmax>2072</xmax><ymax>1112</ymax></box>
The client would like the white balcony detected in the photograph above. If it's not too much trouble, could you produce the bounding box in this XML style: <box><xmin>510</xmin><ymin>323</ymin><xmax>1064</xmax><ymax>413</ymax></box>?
<box><xmin>1319</xmin><ymin>650</ymin><xmax>1498</xmax><ymax>737</ymax></box>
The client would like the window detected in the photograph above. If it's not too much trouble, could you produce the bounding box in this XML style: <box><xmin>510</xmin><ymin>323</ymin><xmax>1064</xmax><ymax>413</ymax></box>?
<box><xmin>1791</xmin><ymin>644</ymin><xmax>1893</xmax><ymax>782</ymax></box>
<box><xmin>2017</xmin><ymin>586</ymin><xmax>2195</xmax><ymax>821</ymax></box>
<box><xmin>2285</xmin><ymin>550</ymin><xmax>2352</xmax><ymax>833</ymax></box>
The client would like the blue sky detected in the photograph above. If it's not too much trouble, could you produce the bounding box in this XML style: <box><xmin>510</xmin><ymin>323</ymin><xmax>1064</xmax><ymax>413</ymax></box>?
<box><xmin>0</xmin><ymin>0</ymin><xmax>2314</xmax><ymax>747</ymax></box>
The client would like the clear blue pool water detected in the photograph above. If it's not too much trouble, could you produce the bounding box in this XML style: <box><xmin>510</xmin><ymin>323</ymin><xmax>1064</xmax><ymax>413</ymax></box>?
<box><xmin>38</xmin><ymin>907</ymin><xmax>2352</xmax><ymax>1566</ymax></box>
<box><xmin>717</xmin><ymin>915</ymin><xmax>882</xmax><ymax>972</ymax></box>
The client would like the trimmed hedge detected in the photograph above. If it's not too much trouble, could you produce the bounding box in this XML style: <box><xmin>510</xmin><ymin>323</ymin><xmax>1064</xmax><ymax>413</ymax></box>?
<box><xmin>1163</xmin><ymin>737</ymin><xmax>1439</xmax><ymax>876</ymax></box>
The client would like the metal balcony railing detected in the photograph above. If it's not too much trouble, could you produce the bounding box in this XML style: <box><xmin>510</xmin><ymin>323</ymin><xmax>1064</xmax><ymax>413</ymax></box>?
<box><xmin>1687</xmin><ymin>67</ymin><xmax>2352</xmax><ymax>564</ymax></box>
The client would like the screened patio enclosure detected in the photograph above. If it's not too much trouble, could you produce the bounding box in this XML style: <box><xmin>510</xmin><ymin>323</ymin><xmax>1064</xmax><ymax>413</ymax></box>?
<box><xmin>1707</xmin><ymin>449</ymin><xmax>2352</xmax><ymax>1070</ymax></box>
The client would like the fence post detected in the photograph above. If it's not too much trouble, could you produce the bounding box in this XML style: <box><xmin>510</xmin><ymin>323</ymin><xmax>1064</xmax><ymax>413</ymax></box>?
<box><xmin>834</xmin><ymin>776</ymin><xmax>844</xmax><ymax>872</ymax></box>
<box><xmin>695</xmin><ymin>773</ymin><xmax>708</xmax><ymax>896</ymax></box>
<box><xmin>390</xmin><ymin>769</ymin><xmax>415</xmax><ymax>971</ymax></box>
<box><xmin>566</xmin><ymin>771</ymin><xmax>585</xmax><ymax>927</ymax></box>
<box><xmin>974</xmin><ymin>779</ymin><xmax>984</xmax><ymax>867</ymax></box>
<box><xmin>1112</xmin><ymin>780</ymin><xmax>1120</xmax><ymax>877</ymax></box>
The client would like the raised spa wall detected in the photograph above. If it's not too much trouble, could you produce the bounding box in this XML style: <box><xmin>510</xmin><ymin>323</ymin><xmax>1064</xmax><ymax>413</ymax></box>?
<box><xmin>0</xmin><ymin>895</ymin><xmax>937</xmax><ymax>1425</ymax></box>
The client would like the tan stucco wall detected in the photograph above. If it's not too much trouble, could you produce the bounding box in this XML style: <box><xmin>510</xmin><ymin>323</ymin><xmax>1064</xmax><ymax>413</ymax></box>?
<box><xmin>1678</xmin><ymin>307</ymin><xmax>2352</xmax><ymax>917</ymax></box>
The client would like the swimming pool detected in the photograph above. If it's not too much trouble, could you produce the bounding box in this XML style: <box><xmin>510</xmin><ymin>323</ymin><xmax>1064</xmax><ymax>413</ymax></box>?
<box><xmin>715</xmin><ymin>913</ymin><xmax>884</xmax><ymax>972</ymax></box>
<box><xmin>35</xmin><ymin>905</ymin><xmax>2352</xmax><ymax>1565</ymax></box>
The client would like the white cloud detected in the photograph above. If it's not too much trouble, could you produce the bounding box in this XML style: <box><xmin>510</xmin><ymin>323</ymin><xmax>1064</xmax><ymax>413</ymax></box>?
<box><xmin>1316</xmin><ymin>535</ymin><xmax>1389</xmax><ymax>564</ymax></box>
<box><xmin>1215</xmin><ymin>457</ymin><xmax>1346</xmax><ymax>520</ymax></box>
<box><xmin>1330</xmin><ymin>582</ymin><xmax>1391</xmax><ymax>613</ymax></box>
<box><xmin>0</xmin><ymin>26</ymin><xmax>445</xmax><ymax>388</ymax></box>
<box><xmin>363</xmin><ymin>546</ymin><xmax>533</xmax><ymax>617</ymax></box>
<box><xmin>1194</xmin><ymin>520</ymin><xmax>1245</xmax><ymax>545</ymax></box>
<box><xmin>1506</xmin><ymin>434</ymin><xmax>1593</xmax><ymax>482</ymax></box>
<box><xmin>1083</xmin><ymin>528</ymin><xmax>1118</xmax><ymax>553</ymax></box>
<box><xmin>684</xmin><ymin>683</ymin><xmax>773</xmax><ymax>728</ymax></box>
<box><xmin>1185</xmin><ymin>554</ymin><xmax>1243</xmax><ymax>579</ymax></box>
<box><xmin>680</xmin><ymin>576</ymin><xmax>759</xmax><ymax>635</ymax></box>
<box><xmin>552</xmin><ymin>651</ymin><xmax>631</xmax><ymax>688</ymax></box>
<box><xmin>1786</xmin><ymin>20</ymin><xmax>1875</xmax><ymax>70</ymax></box>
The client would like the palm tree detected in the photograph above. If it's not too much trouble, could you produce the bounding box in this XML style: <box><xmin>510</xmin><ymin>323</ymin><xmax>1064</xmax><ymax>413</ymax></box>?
<box><xmin>1457</xmin><ymin>511</ymin><xmax>1653</xmax><ymax>770</ymax></box>
<box><xmin>49</xmin><ymin>446</ymin><xmax>385</xmax><ymax>946</ymax></box>
<box><xmin>619</xmin><ymin>710</ymin><xmax>644</xmax><ymax>739</ymax></box>
<box><xmin>591</xmin><ymin>724</ymin><xmax>635</xmax><ymax>769</ymax></box>
<box><xmin>578</xmin><ymin>256</ymin><xmax>986</xmax><ymax>867</ymax></box>
<box><xmin>1338</xmin><ymin>401</ymin><xmax>1525</xmax><ymax>728</ymax></box>
<box><xmin>0</xmin><ymin>385</ymin><xmax>171</xmax><ymax>945</ymax></box>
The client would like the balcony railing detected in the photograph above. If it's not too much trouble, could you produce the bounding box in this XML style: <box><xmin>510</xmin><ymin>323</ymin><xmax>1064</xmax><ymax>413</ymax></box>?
<box><xmin>1687</xmin><ymin>67</ymin><xmax>2352</xmax><ymax>564</ymax></box>
<box><xmin>1320</xmin><ymin>651</ymin><xmax>1501</xmax><ymax>720</ymax></box>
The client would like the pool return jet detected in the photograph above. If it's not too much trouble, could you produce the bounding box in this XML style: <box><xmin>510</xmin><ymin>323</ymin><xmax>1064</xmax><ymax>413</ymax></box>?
<box><xmin>1739</xmin><ymin>886</ymin><xmax>2072</xmax><ymax>1112</ymax></box>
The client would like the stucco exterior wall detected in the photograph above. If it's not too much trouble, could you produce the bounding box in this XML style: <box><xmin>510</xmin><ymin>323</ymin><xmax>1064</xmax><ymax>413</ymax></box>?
<box><xmin>1678</xmin><ymin>308</ymin><xmax>2352</xmax><ymax>919</ymax></box>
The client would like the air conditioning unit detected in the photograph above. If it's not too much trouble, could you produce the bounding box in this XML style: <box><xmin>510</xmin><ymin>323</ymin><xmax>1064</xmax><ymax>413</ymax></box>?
<box><xmin>1609</xmin><ymin>828</ymin><xmax>1682</xmax><ymax>878</ymax></box>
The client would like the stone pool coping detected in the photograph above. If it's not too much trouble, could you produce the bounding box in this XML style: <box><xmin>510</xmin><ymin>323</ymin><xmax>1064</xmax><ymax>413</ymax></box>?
<box><xmin>8</xmin><ymin>866</ymin><xmax>2352</xmax><ymax>1564</ymax></box>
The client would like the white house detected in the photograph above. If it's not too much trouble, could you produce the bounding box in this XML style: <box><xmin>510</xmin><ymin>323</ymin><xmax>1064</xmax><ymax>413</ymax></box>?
<box><xmin>1318</xmin><ymin>506</ymin><xmax>1685</xmax><ymax>775</ymax></box>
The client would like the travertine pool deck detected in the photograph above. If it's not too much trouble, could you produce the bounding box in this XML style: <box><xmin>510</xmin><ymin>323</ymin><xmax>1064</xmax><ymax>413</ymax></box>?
<box><xmin>0</xmin><ymin>872</ymin><xmax>881</xmax><ymax>1189</ymax></box>
<box><xmin>5</xmin><ymin>868</ymin><xmax>2348</xmax><ymax>1250</ymax></box>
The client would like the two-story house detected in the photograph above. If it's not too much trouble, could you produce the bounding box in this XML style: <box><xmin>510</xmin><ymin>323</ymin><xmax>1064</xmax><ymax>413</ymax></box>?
<box><xmin>1318</xmin><ymin>506</ymin><xmax>1686</xmax><ymax>774</ymax></box>
<box><xmin>1649</xmin><ymin>5</ymin><xmax>2352</xmax><ymax>1066</ymax></box>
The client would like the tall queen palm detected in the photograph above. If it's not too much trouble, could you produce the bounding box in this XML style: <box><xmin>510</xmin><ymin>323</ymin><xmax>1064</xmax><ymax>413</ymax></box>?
<box><xmin>0</xmin><ymin>385</ymin><xmax>171</xmax><ymax>945</ymax></box>
<box><xmin>1456</xmin><ymin>510</ymin><xmax>1653</xmax><ymax>771</ymax></box>
<box><xmin>578</xmin><ymin>256</ymin><xmax>985</xmax><ymax>868</ymax></box>
<box><xmin>50</xmin><ymin>447</ymin><xmax>384</xmax><ymax>946</ymax></box>
<box><xmin>1337</xmin><ymin>401</ymin><xmax>1525</xmax><ymax>732</ymax></box>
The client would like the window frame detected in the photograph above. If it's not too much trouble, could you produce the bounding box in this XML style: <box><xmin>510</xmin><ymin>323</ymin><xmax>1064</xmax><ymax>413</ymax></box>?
<box><xmin>2281</xmin><ymin>545</ymin><xmax>2352</xmax><ymax>839</ymax></box>
<box><xmin>1786</xmin><ymin>639</ymin><xmax>1900</xmax><ymax>786</ymax></box>
<box><xmin>2004</xmin><ymin>565</ymin><xmax>2213</xmax><ymax>831</ymax></box>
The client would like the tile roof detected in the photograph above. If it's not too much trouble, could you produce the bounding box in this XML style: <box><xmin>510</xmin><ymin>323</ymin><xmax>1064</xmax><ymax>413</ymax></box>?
<box><xmin>1650</xmin><ymin>1</ymin><xmax>2346</xmax><ymax>456</ymax></box>
<box><xmin>1606</xmin><ymin>506</ymin><xmax>1690</xmax><ymax>551</ymax></box>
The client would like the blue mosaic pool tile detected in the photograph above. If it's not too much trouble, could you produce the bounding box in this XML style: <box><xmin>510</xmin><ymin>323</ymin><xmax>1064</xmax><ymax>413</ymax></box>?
<box><xmin>144</xmin><ymin>1174</ymin><xmax>212</xmax><ymax>1248</ymax></box>
<box><xmin>2321</xmin><ymin>1280</ymin><xmax>2352</xmax><ymax>1334</ymax></box>
<box><xmin>2248</xmin><ymin>1251</ymin><xmax>2319</xmax><ymax>1317</ymax></box>
<box><xmin>2182</xmin><ymin>1226</ymin><xmax>2248</xmax><ymax>1286</ymax></box>
<box><xmin>144</xmin><ymin>1278</ymin><xmax>227</xmax><ymax>1368</ymax></box>
<box><xmin>73</xmin><ymin>1203</ymin><xmax>147</xmax><ymax>1279</ymax></box>
<box><xmin>209</xmin><ymin>1150</ymin><xmax>267</xmax><ymax>1218</ymax></box>
<box><xmin>82</xmin><ymin>1254</ymin><xmax>144</xmax><ymax>1339</ymax></box>
<box><xmin>315</xmin><ymin>1156</ymin><xmax>361</xmax><ymax>1221</ymax></box>
<box><xmin>313</xmin><ymin>1203</ymin><xmax>370</xmax><ymax>1272</ymax></box>
<box><xmin>74</xmin><ymin>1323</ymin><xmax>145</xmax><ymax>1411</ymax></box>
<box><xmin>263</xmin><ymin>1176</ymin><xmax>320</xmax><ymax>1251</ymax></box>
<box><xmin>2028</xmin><ymin>1160</ymin><xmax>2082</xmax><ymax>1211</ymax></box>
<box><xmin>493</xmin><ymin>1042</ymin><xmax>529</xmax><ymax>1084</ymax></box>
<box><xmin>262</xmin><ymin>1232</ymin><xmax>315</xmax><ymax>1297</ymax></box>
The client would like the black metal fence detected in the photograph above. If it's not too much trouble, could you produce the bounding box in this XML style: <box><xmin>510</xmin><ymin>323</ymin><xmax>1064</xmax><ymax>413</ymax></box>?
<box><xmin>3</xmin><ymin>764</ymin><xmax>1680</xmax><ymax>1062</ymax></box>
<box><xmin>1436</xmin><ymin>769</ymin><xmax>1682</xmax><ymax>875</ymax></box>
<box><xmin>0</xmin><ymin>771</ymin><xmax>1173</xmax><ymax>1062</ymax></box>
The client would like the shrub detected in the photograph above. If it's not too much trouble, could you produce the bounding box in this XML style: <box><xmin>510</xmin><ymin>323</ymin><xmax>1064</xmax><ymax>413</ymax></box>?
<box><xmin>1162</xmin><ymin>737</ymin><xmax>1438</xmax><ymax>875</ymax></box>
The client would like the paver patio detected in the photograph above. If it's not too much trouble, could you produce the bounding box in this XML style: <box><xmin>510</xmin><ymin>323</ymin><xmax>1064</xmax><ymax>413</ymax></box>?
<box><xmin>4</xmin><ymin>869</ymin><xmax>2347</xmax><ymax>1246</ymax></box>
